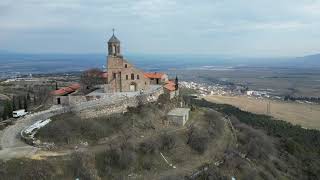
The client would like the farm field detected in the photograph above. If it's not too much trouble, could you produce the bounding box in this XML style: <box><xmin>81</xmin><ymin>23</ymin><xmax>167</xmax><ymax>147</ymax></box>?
<box><xmin>205</xmin><ymin>95</ymin><xmax>320</xmax><ymax>130</ymax></box>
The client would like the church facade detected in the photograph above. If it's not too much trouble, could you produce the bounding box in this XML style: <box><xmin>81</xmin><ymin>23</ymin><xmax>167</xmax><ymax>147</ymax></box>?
<box><xmin>105</xmin><ymin>33</ymin><xmax>151</xmax><ymax>93</ymax></box>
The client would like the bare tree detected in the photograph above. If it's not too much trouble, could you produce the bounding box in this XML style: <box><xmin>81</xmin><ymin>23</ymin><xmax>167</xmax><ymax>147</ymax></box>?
<box><xmin>80</xmin><ymin>68</ymin><xmax>105</xmax><ymax>94</ymax></box>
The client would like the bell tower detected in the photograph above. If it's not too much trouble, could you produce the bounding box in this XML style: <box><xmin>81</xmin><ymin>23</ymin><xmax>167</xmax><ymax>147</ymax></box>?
<box><xmin>106</xmin><ymin>29</ymin><xmax>124</xmax><ymax>93</ymax></box>
<box><xmin>108</xmin><ymin>29</ymin><xmax>121</xmax><ymax>56</ymax></box>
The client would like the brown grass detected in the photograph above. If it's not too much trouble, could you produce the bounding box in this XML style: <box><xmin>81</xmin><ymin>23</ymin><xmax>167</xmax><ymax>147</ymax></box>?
<box><xmin>205</xmin><ymin>95</ymin><xmax>320</xmax><ymax>130</ymax></box>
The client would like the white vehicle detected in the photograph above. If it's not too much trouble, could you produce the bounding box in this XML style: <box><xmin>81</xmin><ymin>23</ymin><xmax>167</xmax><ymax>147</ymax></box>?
<box><xmin>12</xmin><ymin>109</ymin><xmax>27</xmax><ymax>118</ymax></box>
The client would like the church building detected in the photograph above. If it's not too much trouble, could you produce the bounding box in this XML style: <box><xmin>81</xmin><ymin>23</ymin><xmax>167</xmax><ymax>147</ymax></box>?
<box><xmin>51</xmin><ymin>31</ymin><xmax>179</xmax><ymax>105</ymax></box>
<box><xmin>104</xmin><ymin>32</ymin><xmax>152</xmax><ymax>93</ymax></box>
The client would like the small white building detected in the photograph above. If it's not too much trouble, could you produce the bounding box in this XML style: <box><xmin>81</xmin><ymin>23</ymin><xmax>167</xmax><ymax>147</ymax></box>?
<box><xmin>167</xmin><ymin>108</ymin><xmax>190</xmax><ymax>126</ymax></box>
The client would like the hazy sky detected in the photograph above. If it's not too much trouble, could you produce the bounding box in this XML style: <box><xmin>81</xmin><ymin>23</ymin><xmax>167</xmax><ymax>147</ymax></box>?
<box><xmin>0</xmin><ymin>0</ymin><xmax>320</xmax><ymax>57</ymax></box>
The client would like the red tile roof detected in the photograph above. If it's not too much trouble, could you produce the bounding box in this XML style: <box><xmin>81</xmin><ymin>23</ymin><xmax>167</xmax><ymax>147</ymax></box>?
<box><xmin>52</xmin><ymin>89</ymin><xmax>68</xmax><ymax>96</ymax></box>
<box><xmin>69</xmin><ymin>83</ymin><xmax>81</xmax><ymax>90</ymax></box>
<box><xmin>164</xmin><ymin>83</ymin><xmax>176</xmax><ymax>91</ymax></box>
<box><xmin>164</xmin><ymin>80</ymin><xmax>176</xmax><ymax>91</ymax></box>
<box><xmin>144</xmin><ymin>72</ymin><xmax>165</xmax><ymax>79</ymax></box>
<box><xmin>51</xmin><ymin>83</ymin><xmax>80</xmax><ymax>96</ymax></box>
<box><xmin>165</xmin><ymin>80</ymin><xmax>175</xmax><ymax>85</ymax></box>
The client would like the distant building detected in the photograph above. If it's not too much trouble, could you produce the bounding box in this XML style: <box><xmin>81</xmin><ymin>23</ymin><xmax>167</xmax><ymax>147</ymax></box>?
<box><xmin>167</xmin><ymin>108</ymin><xmax>190</xmax><ymax>126</ymax></box>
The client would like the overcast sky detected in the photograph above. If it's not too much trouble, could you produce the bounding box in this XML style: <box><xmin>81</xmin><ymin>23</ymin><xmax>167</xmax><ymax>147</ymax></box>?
<box><xmin>0</xmin><ymin>0</ymin><xmax>320</xmax><ymax>57</ymax></box>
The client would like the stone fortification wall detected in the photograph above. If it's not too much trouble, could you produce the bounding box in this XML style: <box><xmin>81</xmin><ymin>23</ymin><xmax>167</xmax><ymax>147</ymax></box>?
<box><xmin>73</xmin><ymin>86</ymin><xmax>164</xmax><ymax>118</ymax></box>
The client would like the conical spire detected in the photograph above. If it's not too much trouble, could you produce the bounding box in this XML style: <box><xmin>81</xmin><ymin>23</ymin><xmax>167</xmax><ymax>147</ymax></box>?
<box><xmin>108</xmin><ymin>28</ymin><xmax>120</xmax><ymax>43</ymax></box>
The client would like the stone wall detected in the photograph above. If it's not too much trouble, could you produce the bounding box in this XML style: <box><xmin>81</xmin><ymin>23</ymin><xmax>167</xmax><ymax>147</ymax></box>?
<box><xmin>54</xmin><ymin>86</ymin><xmax>163</xmax><ymax>117</ymax></box>
<box><xmin>73</xmin><ymin>86</ymin><xmax>163</xmax><ymax>118</ymax></box>
<box><xmin>68</xmin><ymin>95</ymin><xmax>88</xmax><ymax>105</ymax></box>
<box><xmin>53</xmin><ymin>96</ymin><xmax>69</xmax><ymax>105</ymax></box>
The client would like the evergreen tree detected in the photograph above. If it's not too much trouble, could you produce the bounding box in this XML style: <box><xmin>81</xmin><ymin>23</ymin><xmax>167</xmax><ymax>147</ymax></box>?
<box><xmin>33</xmin><ymin>94</ymin><xmax>37</xmax><ymax>105</ymax></box>
<box><xmin>175</xmin><ymin>75</ymin><xmax>179</xmax><ymax>90</ymax></box>
<box><xmin>12</xmin><ymin>96</ymin><xmax>16</xmax><ymax>111</ymax></box>
<box><xmin>7</xmin><ymin>100</ymin><xmax>13</xmax><ymax>118</ymax></box>
<box><xmin>18</xmin><ymin>96</ymin><xmax>23</xmax><ymax>109</ymax></box>
<box><xmin>1</xmin><ymin>109</ymin><xmax>6</xmax><ymax>120</ymax></box>
<box><xmin>24</xmin><ymin>96</ymin><xmax>28</xmax><ymax>111</ymax></box>
<box><xmin>27</xmin><ymin>93</ymin><xmax>31</xmax><ymax>102</ymax></box>
<box><xmin>2</xmin><ymin>100</ymin><xmax>12</xmax><ymax>120</ymax></box>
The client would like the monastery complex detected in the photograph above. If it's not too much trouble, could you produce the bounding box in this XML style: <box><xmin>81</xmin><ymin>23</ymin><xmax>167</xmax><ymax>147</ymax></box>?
<box><xmin>51</xmin><ymin>32</ymin><xmax>179</xmax><ymax>105</ymax></box>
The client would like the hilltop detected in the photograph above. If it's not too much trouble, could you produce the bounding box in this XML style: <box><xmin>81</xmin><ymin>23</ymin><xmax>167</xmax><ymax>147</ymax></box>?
<box><xmin>0</xmin><ymin>93</ymin><xmax>319</xmax><ymax>179</ymax></box>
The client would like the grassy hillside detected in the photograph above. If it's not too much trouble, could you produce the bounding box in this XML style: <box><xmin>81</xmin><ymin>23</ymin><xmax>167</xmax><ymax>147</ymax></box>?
<box><xmin>186</xmin><ymin>97</ymin><xmax>320</xmax><ymax>179</ymax></box>
<box><xmin>0</xmin><ymin>95</ymin><xmax>320</xmax><ymax>179</ymax></box>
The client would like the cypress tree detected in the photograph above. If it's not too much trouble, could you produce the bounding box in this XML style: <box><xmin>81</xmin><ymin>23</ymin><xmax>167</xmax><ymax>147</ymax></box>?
<box><xmin>24</xmin><ymin>96</ymin><xmax>28</xmax><ymax>111</ymax></box>
<box><xmin>27</xmin><ymin>93</ymin><xmax>31</xmax><ymax>102</ymax></box>
<box><xmin>7</xmin><ymin>100</ymin><xmax>13</xmax><ymax>118</ymax></box>
<box><xmin>18</xmin><ymin>96</ymin><xmax>23</xmax><ymax>109</ymax></box>
<box><xmin>33</xmin><ymin>94</ymin><xmax>37</xmax><ymax>105</ymax></box>
<box><xmin>175</xmin><ymin>75</ymin><xmax>179</xmax><ymax>90</ymax></box>
<box><xmin>2</xmin><ymin>100</ymin><xmax>12</xmax><ymax>120</ymax></box>
<box><xmin>12</xmin><ymin>96</ymin><xmax>16</xmax><ymax>111</ymax></box>
<box><xmin>1</xmin><ymin>108</ymin><xmax>6</xmax><ymax>120</ymax></box>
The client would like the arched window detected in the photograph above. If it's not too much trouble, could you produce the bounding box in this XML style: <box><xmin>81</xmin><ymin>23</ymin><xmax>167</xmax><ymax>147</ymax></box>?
<box><xmin>112</xmin><ymin>45</ymin><xmax>116</xmax><ymax>54</ymax></box>
<box><xmin>125</xmin><ymin>64</ymin><xmax>128</xmax><ymax>68</ymax></box>
<box><xmin>131</xmin><ymin>73</ymin><xmax>134</xmax><ymax>80</ymax></box>
<box><xmin>137</xmin><ymin>75</ymin><xmax>140</xmax><ymax>79</ymax></box>
<box><xmin>117</xmin><ymin>46</ymin><xmax>120</xmax><ymax>54</ymax></box>
<box><xmin>126</xmin><ymin>75</ymin><xmax>128</xmax><ymax>80</ymax></box>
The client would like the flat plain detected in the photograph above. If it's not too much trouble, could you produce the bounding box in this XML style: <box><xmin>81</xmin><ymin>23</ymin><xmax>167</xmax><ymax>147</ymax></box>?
<box><xmin>205</xmin><ymin>95</ymin><xmax>320</xmax><ymax>130</ymax></box>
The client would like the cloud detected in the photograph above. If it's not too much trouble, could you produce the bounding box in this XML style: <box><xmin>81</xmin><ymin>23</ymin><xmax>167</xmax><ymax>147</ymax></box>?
<box><xmin>0</xmin><ymin>0</ymin><xmax>320</xmax><ymax>56</ymax></box>
<box><xmin>303</xmin><ymin>1</ymin><xmax>320</xmax><ymax>15</ymax></box>
<box><xmin>131</xmin><ymin>0</ymin><xmax>177</xmax><ymax>18</ymax></box>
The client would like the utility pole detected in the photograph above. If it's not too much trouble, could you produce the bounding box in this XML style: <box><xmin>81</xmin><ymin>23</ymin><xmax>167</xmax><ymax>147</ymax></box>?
<box><xmin>267</xmin><ymin>101</ymin><xmax>271</xmax><ymax>115</ymax></box>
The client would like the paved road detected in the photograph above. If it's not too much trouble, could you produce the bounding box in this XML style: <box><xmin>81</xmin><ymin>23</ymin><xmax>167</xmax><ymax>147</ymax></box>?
<box><xmin>0</xmin><ymin>106</ymin><xmax>67</xmax><ymax>160</ymax></box>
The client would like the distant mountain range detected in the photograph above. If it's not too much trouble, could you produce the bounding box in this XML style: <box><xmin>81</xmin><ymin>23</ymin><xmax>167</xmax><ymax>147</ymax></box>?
<box><xmin>294</xmin><ymin>54</ymin><xmax>320</xmax><ymax>67</ymax></box>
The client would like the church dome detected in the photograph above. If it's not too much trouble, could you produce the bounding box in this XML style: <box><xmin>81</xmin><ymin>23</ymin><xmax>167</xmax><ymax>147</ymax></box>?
<box><xmin>108</xmin><ymin>34</ymin><xmax>120</xmax><ymax>43</ymax></box>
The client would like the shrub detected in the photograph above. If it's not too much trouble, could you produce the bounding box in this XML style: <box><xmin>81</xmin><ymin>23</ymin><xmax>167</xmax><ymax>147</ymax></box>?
<box><xmin>104</xmin><ymin>143</ymin><xmax>136</xmax><ymax>170</ymax></box>
<box><xmin>235</xmin><ymin>123</ymin><xmax>275</xmax><ymax>160</ymax></box>
<box><xmin>160</xmin><ymin>175</ymin><xmax>185</xmax><ymax>180</ymax></box>
<box><xmin>0</xmin><ymin>159</ymin><xmax>55</xmax><ymax>180</ymax></box>
<box><xmin>159</xmin><ymin>133</ymin><xmax>176</xmax><ymax>151</ymax></box>
<box><xmin>139</xmin><ymin>138</ymin><xmax>159</xmax><ymax>154</ymax></box>
<box><xmin>187</xmin><ymin>126</ymin><xmax>209</xmax><ymax>154</ymax></box>
<box><xmin>71</xmin><ymin>152</ymin><xmax>100</xmax><ymax>180</ymax></box>
<box><xmin>141</xmin><ymin>157</ymin><xmax>153</xmax><ymax>170</ymax></box>
<box><xmin>205</xmin><ymin>110</ymin><xmax>224</xmax><ymax>137</ymax></box>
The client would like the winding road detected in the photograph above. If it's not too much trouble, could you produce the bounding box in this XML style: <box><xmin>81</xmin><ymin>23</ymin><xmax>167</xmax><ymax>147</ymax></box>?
<box><xmin>0</xmin><ymin>106</ymin><xmax>68</xmax><ymax>160</ymax></box>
